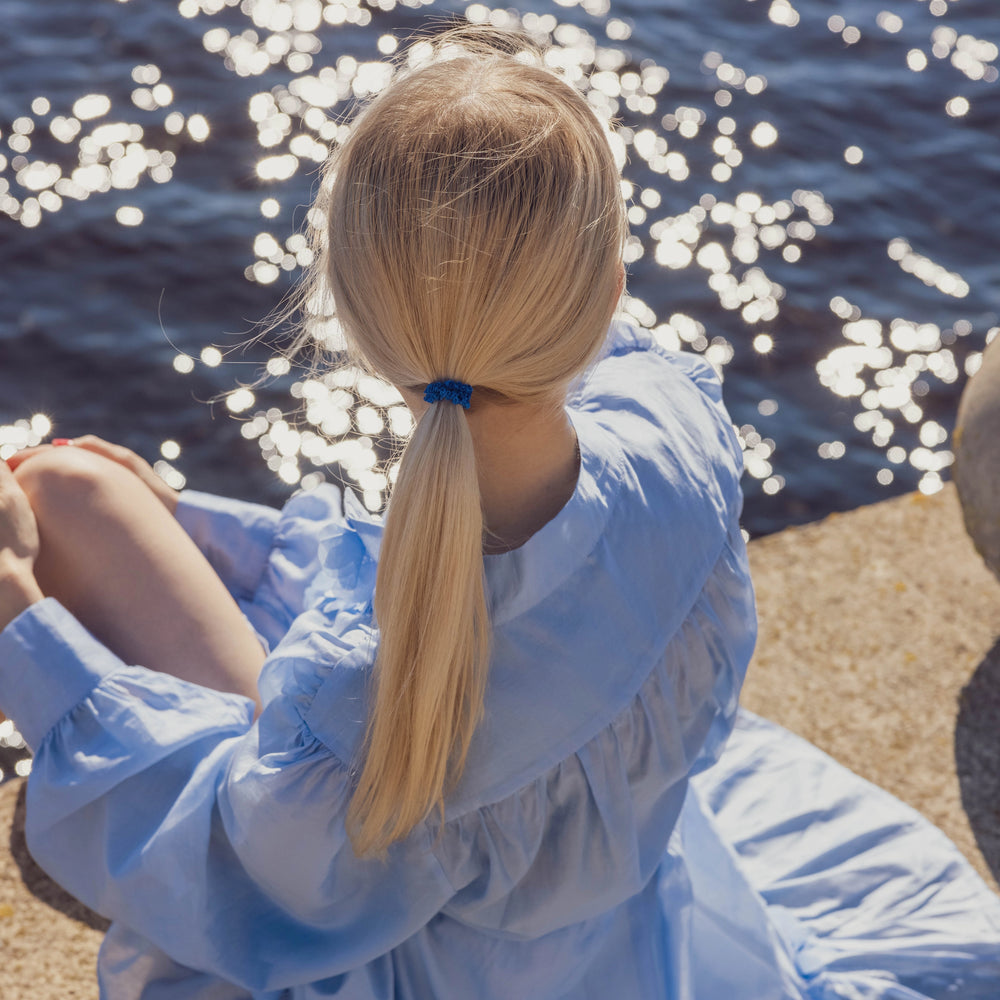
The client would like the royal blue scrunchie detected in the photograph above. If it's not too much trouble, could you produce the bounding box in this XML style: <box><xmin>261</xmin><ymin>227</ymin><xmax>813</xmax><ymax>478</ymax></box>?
<box><xmin>423</xmin><ymin>379</ymin><xmax>473</xmax><ymax>409</ymax></box>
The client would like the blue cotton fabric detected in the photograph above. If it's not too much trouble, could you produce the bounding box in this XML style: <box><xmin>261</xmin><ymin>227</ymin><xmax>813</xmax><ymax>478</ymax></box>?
<box><xmin>1</xmin><ymin>321</ymin><xmax>998</xmax><ymax>999</ymax></box>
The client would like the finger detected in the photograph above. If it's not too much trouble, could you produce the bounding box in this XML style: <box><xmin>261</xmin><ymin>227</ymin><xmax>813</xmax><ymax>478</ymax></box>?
<box><xmin>63</xmin><ymin>437</ymin><xmax>140</xmax><ymax>475</ymax></box>
<box><xmin>0</xmin><ymin>451</ymin><xmax>26</xmax><ymax>492</ymax></box>
<box><xmin>72</xmin><ymin>435</ymin><xmax>146</xmax><ymax>468</ymax></box>
<box><xmin>7</xmin><ymin>437</ymin><xmax>84</xmax><ymax>472</ymax></box>
<box><xmin>71</xmin><ymin>435</ymin><xmax>125</xmax><ymax>458</ymax></box>
<box><xmin>69</xmin><ymin>438</ymin><xmax>179</xmax><ymax>510</ymax></box>
<box><xmin>7</xmin><ymin>438</ymin><xmax>136</xmax><ymax>475</ymax></box>
<box><xmin>70</xmin><ymin>434</ymin><xmax>110</xmax><ymax>448</ymax></box>
<box><xmin>5</xmin><ymin>445</ymin><xmax>55</xmax><ymax>472</ymax></box>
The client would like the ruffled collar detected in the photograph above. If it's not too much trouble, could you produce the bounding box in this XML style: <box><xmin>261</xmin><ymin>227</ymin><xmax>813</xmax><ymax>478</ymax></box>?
<box><xmin>304</xmin><ymin>408</ymin><xmax>622</xmax><ymax>628</ymax></box>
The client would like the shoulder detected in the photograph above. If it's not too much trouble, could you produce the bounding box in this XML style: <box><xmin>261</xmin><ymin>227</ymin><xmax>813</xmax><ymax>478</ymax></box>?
<box><xmin>566</xmin><ymin>320</ymin><xmax>745</xmax><ymax>577</ymax></box>
<box><xmin>568</xmin><ymin>321</ymin><xmax>747</xmax><ymax>609</ymax></box>
<box><xmin>572</xmin><ymin>319</ymin><xmax>741</xmax><ymax>489</ymax></box>
<box><xmin>584</xmin><ymin>317</ymin><xmax>722</xmax><ymax>391</ymax></box>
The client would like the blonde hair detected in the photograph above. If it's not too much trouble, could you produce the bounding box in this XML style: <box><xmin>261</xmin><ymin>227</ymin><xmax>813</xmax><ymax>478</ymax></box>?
<box><xmin>313</xmin><ymin>27</ymin><xmax>626</xmax><ymax>856</ymax></box>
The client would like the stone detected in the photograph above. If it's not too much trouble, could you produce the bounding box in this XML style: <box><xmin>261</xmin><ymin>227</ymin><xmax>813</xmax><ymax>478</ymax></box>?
<box><xmin>954</xmin><ymin>334</ymin><xmax>1000</xmax><ymax>582</ymax></box>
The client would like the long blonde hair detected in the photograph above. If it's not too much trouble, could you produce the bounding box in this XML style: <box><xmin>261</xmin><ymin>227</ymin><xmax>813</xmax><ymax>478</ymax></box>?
<box><xmin>315</xmin><ymin>27</ymin><xmax>626</xmax><ymax>856</ymax></box>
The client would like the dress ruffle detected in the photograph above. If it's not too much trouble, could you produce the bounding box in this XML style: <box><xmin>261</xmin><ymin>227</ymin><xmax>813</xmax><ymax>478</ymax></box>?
<box><xmin>692</xmin><ymin>711</ymin><xmax>1000</xmax><ymax>998</ymax></box>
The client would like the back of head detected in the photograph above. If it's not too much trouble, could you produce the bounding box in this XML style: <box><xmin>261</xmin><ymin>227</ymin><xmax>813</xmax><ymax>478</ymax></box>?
<box><xmin>327</xmin><ymin>27</ymin><xmax>625</xmax><ymax>397</ymax></box>
<box><xmin>321</xmin><ymin>26</ymin><xmax>626</xmax><ymax>856</ymax></box>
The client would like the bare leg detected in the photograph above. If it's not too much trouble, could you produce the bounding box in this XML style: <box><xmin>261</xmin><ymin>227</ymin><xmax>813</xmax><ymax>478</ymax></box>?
<box><xmin>13</xmin><ymin>448</ymin><xmax>264</xmax><ymax>711</ymax></box>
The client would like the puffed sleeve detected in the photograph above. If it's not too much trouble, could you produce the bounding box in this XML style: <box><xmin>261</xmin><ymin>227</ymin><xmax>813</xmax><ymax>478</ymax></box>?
<box><xmin>0</xmin><ymin>600</ymin><xmax>455</xmax><ymax>993</ymax></box>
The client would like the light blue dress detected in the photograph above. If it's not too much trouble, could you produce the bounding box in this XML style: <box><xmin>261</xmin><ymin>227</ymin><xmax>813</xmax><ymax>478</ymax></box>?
<box><xmin>0</xmin><ymin>323</ymin><xmax>997</xmax><ymax>999</ymax></box>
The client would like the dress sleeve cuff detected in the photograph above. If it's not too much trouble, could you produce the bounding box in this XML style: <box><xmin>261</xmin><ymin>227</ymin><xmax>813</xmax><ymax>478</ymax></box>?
<box><xmin>175</xmin><ymin>490</ymin><xmax>282</xmax><ymax>600</ymax></box>
<box><xmin>0</xmin><ymin>598</ymin><xmax>123</xmax><ymax>752</ymax></box>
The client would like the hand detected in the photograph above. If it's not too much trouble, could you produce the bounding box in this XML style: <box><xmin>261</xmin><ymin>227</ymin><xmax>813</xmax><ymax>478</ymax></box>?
<box><xmin>0</xmin><ymin>459</ymin><xmax>44</xmax><ymax>629</ymax></box>
<box><xmin>7</xmin><ymin>435</ymin><xmax>180</xmax><ymax>515</ymax></box>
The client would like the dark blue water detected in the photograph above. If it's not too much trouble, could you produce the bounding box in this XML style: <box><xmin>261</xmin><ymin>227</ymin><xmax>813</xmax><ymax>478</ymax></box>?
<box><xmin>1</xmin><ymin>0</ymin><xmax>998</xmax><ymax>537</ymax></box>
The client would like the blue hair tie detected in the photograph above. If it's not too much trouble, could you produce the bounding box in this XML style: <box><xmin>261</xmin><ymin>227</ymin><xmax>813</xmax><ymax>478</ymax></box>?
<box><xmin>423</xmin><ymin>379</ymin><xmax>473</xmax><ymax>410</ymax></box>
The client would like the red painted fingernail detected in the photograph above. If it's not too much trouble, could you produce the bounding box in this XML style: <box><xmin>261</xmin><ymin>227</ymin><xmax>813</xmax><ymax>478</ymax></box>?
<box><xmin>52</xmin><ymin>438</ymin><xmax>73</xmax><ymax>446</ymax></box>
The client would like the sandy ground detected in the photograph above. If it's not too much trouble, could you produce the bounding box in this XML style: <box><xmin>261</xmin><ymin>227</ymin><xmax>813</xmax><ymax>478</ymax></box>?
<box><xmin>0</xmin><ymin>482</ymin><xmax>997</xmax><ymax>997</ymax></box>
<box><xmin>741</xmin><ymin>483</ymin><xmax>1000</xmax><ymax>893</ymax></box>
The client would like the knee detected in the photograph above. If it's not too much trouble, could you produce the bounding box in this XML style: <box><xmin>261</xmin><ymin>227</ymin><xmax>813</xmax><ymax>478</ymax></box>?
<box><xmin>14</xmin><ymin>447</ymin><xmax>124</xmax><ymax>520</ymax></box>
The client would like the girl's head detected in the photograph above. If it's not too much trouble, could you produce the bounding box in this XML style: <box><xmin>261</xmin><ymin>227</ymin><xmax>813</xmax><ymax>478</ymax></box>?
<box><xmin>317</xmin><ymin>26</ymin><xmax>626</xmax><ymax>856</ymax></box>
<box><xmin>325</xmin><ymin>27</ymin><xmax>626</xmax><ymax>403</ymax></box>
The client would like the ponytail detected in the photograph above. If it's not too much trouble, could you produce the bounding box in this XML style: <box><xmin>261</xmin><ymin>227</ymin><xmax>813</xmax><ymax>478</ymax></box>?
<box><xmin>346</xmin><ymin>399</ymin><xmax>489</xmax><ymax>856</ymax></box>
<box><xmin>309</xmin><ymin>27</ymin><xmax>626</xmax><ymax>856</ymax></box>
